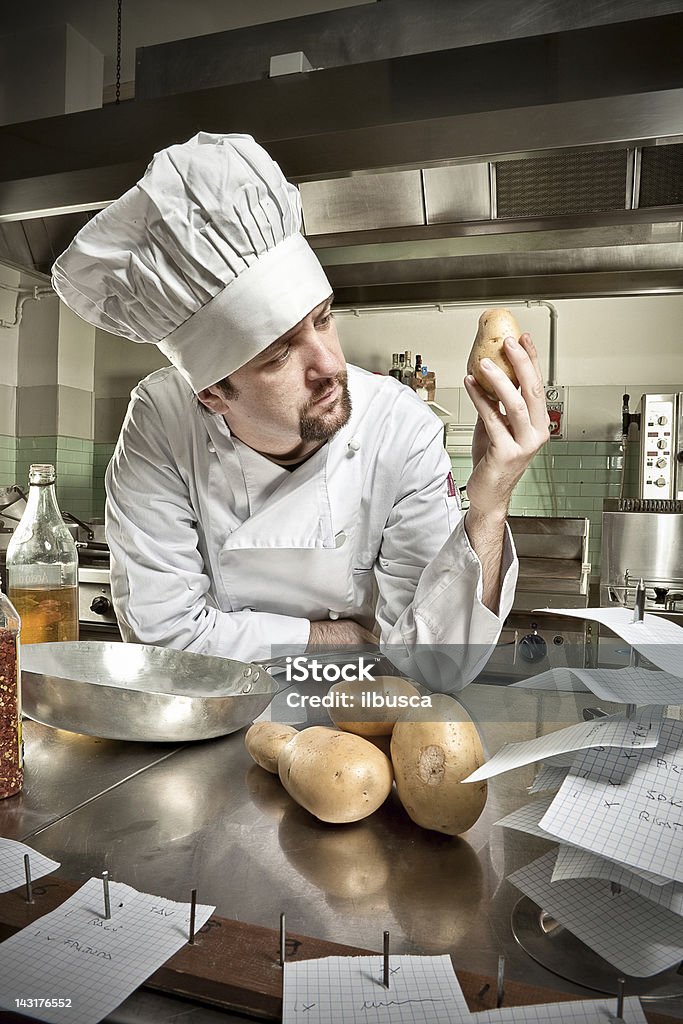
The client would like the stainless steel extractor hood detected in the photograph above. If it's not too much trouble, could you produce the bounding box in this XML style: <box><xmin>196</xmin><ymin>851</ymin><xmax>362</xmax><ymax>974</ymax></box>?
<box><xmin>1</xmin><ymin>13</ymin><xmax>682</xmax><ymax>301</ymax></box>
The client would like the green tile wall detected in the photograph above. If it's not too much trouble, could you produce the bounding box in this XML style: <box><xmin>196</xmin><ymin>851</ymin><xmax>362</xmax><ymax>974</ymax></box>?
<box><xmin>15</xmin><ymin>437</ymin><xmax>95</xmax><ymax>520</ymax></box>
<box><xmin>450</xmin><ymin>440</ymin><xmax>623</xmax><ymax>578</ymax></box>
<box><xmin>0</xmin><ymin>435</ymin><xmax>16</xmax><ymax>488</ymax></box>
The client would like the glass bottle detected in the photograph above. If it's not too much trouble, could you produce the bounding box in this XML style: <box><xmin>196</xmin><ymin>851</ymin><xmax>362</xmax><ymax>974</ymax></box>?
<box><xmin>6</xmin><ymin>464</ymin><xmax>79</xmax><ymax>644</ymax></box>
<box><xmin>401</xmin><ymin>350</ymin><xmax>413</xmax><ymax>386</ymax></box>
<box><xmin>0</xmin><ymin>577</ymin><xmax>22</xmax><ymax>798</ymax></box>
<box><xmin>388</xmin><ymin>353</ymin><xmax>402</xmax><ymax>379</ymax></box>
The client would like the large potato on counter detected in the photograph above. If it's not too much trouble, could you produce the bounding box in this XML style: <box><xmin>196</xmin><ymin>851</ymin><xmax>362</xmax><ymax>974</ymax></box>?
<box><xmin>278</xmin><ymin>726</ymin><xmax>394</xmax><ymax>823</ymax></box>
<box><xmin>245</xmin><ymin>722</ymin><xmax>298</xmax><ymax>774</ymax></box>
<box><xmin>390</xmin><ymin>695</ymin><xmax>487</xmax><ymax>835</ymax></box>
<box><xmin>327</xmin><ymin>676</ymin><xmax>422</xmax><ymax>736</ymax></box>
<box><xmin>467</xmin><ymin>308</ymin><xmax>521</xmax><ymax>398</ymax></box>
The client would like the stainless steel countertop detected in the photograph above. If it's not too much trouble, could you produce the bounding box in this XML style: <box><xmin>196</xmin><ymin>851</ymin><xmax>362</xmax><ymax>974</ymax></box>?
<box><xmin>2</xmin><ymin>684</ymin><xmax>681</xmax><ymax>1022</ymax></box>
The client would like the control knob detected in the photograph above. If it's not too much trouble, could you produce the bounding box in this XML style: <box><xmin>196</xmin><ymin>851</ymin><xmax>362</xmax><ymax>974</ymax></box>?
<box><xmin>657</xmin><ymin>439</ymin><xmax>668</xmax><ymax>450</ymax></box>
<box><xmin>518</xmin><ymin>626</ymin><xmax>547</xmax><ymax>663</ymax></box>
<box><xmin>657</xmin><ymin>415</ymin><xmax>668</xmax><ymax>425</ymax></box>
<box><xmin>655</xmin><ymin>477</ymin><xmax>667</xmax><ymax>488</ymax></box>
<box><xmin>90</xmin><ymin>596</ymin><xmax>112</xmax><ymax>615</ymax></box>
<box><xmin>656</xmin><ymin>457</ymin><xmax>667</xmax><ymax>468</ymax></box>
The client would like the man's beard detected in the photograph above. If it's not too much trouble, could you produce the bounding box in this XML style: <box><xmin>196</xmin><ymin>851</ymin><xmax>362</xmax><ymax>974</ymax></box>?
<box><xmin>300</xmin><ymin>372</ymin><xmax>352</xmax><ymax>442</ymax></box>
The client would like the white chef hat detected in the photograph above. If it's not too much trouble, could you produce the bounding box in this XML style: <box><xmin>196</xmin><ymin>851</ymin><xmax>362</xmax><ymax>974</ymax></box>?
<box><xmin>51</xmin><ymin>132</ymin><xmax>332</xmax><ymax>392</ymax></box>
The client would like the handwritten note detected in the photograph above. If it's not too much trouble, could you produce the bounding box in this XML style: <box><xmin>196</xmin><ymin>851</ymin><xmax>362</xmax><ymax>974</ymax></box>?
<box><xmin>283</xmin><ymin>955</ymin><xmax>471</xmax><ymax>1024</ymax></box>
<box><xmin>533</xmin><ymin>606</ymin><xmax>683</xmax><ymax>678</ymax></box>
<box><xmin>471</xmin><ymin>995</ymin><xmax>647</xmax><ymax>1023</ymax></box>
<box><xmin>552</xmin><ymin>846</ymin><xmax>683</xmax><ymax>911</ymax></box>
<box><xmin>463</xmin><ymin>706</ymin><xmax>664</xmax><ymax>783</ymax></box>
<box><xmin>0</xmin><ymin>877</ymin><xmax>214</xmax><ymax>1023</ymax></box>
<box><xmin>508</xmin><ymin>851</ymin><xmax>683</xmax><ymax>977</ymax></box>
<box><xmin>0</xmin><ymin>838</ymin><xmax>59</xmax><ymax>893</ymax></box>
<box><xmin>540</xmin><ymin>718</ymin><xmax>683</xmax><ymax>884</ymax></box>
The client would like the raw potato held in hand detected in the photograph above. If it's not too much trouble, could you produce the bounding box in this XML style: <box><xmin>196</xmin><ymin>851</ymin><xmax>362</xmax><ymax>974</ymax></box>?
<box><xmin>467</xmin><ymin>308</ymin><xmax>521</xmax><ymax>398</ymax></box>
<box><xmin>278</xmin><ymin>726</ymin><xmax>394</xmax><ymax>823</ymax></box>
<box><xmin>327</xmin><ymin>675</ymin><xmax>422</xmax><ymax>736</ymax></box>
<box><xmin>390</xmin><ymin>695</ymin><xmax>487</xmax><ymax>835</ymax></box>
<box><xmin>245</xmin><ymin>721</ymin><xmax>298</xmax><ymax>774</ymax></box>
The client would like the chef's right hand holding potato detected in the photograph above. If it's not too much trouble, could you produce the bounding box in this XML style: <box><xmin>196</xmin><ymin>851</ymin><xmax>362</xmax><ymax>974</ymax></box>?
<box><xmin>463</xmin><ymin>309</ymin><xmax>550</xmax><ymax>610</ymax></box>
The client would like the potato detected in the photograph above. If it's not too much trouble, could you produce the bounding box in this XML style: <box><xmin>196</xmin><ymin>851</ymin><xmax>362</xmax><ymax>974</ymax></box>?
<box><xmin>327</xmin><ymin>675</ymin><xmax>422</xmax><ymax>736</ymax></box>
<box><xmin>390</xmin><ymin>694</ymin><xmax>487</xmax><ymax>835</ymax></box>
<box><xmin>278</xmin><ymin>726</ymin><xmax>394</xmax><ymax>823</ymax></box>
<box><xmin>245</xmin><ymin>721</ymin><xmax>298</xmax><ymax>774</ymax></box>
<box><xmin>467</xmin><ymin>308</ymin><xmax>521</xmax><ymax>397</ymax></box>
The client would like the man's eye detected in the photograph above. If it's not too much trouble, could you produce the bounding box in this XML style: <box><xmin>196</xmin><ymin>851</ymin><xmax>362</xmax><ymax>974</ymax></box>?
<box><xmin>272</xmin><ymin>345</ymin><xmax>290</xmax><ymax>364</ymax></box>
<box><xmin>316</xmin><ymin>312</ymin><xmax>333</xmax><ymax>329</ymax></box>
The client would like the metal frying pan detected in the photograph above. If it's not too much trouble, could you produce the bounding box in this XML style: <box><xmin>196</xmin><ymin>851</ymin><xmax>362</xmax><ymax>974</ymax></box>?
<box><xmin>21</xmin><ymin>641</ymin><xmax>277</xmax><ymax>743</ymax></box>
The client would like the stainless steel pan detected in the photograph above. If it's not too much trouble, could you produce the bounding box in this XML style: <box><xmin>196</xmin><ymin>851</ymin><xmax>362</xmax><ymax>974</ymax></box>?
<box><xmin>21</xmin><ymin>641</ymin><xmax>277</xmax><ymax>743</ymax></box>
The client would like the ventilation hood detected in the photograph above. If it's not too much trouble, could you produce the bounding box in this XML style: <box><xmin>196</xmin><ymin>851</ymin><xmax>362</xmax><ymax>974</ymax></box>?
<box><xmin>1</xmin><ymin>13</ymin><xmax>682</xmax><ymax>302</ymax></box>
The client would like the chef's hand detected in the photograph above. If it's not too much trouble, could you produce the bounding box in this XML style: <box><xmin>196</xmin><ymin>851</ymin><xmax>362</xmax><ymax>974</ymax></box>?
<box><xmin>464</xmin><ymin>333</ymin><xmax>549</xmax><ymax>517</ymax></box>
<box><xmin>462</xmin><ymin>333</ymin><xmax>549</xmax><ymax>612</ymax></box>
<box><xmin>308</xmin><ymin>619</ymin><xmax>379</xmax><ymax>648</ymax></box>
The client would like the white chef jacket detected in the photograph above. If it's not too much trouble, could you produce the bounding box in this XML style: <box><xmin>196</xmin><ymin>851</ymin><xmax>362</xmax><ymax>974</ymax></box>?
<box><xmin>105</xmin><ymin>363</ymin><xmax>517</xmax><ymax>690</ymax></box>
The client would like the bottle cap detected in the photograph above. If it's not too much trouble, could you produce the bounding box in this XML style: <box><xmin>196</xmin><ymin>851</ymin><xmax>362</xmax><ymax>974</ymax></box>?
<box><xmin>29</xmin><ymin>464</ymin><xmax>56</xmax><ymax>485</ymax></box>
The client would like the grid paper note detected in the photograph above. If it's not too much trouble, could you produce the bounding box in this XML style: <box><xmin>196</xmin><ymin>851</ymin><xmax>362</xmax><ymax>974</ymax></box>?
<box><xmin>530</xmin><ymin>766</ymin><xmax>569</xmax><ymax>793</ymax></box>
<box><xmin>0</xmin><ymin>838</ymin><xmax>59</xmax><ymax>893</ymax></box>
<box><xmin>552</xmin><ymin>846</ymin><xmax>683</xmax><ymax>913</ymax></box>
<box><xmin>0</xmin><ymin>877</ymin><xmax>214</xmax><ymax>1024</ymax></box>
<box><xmin>533</xmin><ymin>607</ymin><xmax>683</xmax><ymax>678</ymax></box>
<box><xmin>568</xmin><ymin>666</ymin><xmax>683</xmax><ymax>706</ymax></box>
<box><xmin>471</xmin><ymin>995</ymin><xmax>647</xmax><ymax>1023</ymax></box>
<box><xmin>540</xmin><ymin>717</ymin><xmax>683</xmax><ymax>884</ymax></box>
<box><xmin>496</xmin><ymin>797</ymin><xmax>669</xmax><ymax>886</ymax></box>
<box><xmin>283</xmin><ymin>954</ymin><xmax>471</xmax><ymax>1024</ymax></box>
<box><xmin>463</xmin><ymin>705</ymin><xmax>664</xmax><ymax>783</ymax></box>
<box><xmin>510</xmin><ymin>669</ymin><xmax>589</xmax><ymax>693</ymax></box>
<box><xmin>508</xmin><ymin>851</ymin><xmax>683</xmax><ymax>977</ymax></box>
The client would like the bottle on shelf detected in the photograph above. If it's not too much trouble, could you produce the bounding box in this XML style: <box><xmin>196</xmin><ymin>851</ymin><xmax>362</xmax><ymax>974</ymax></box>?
<box><xmin>6</xmin><ymin>464</ymin><xmax>79</xmax><ymax>645</ymax></box>
<box><xmin>397</xmin><ymin>354</ymin><xmax>406</xmax><ymax>380</ymax></box>
<box><xmin>0</xmin><ymin>576</ymin><xmax>22</xmax><ymax>798</ymax></box>
<box><xmin>401</xmin><ymin>350</ymin><xmax>414</xmax><ymax>386</ymax></box>
<box><xmin>415</xmin><ymin>365</ymin><xmax>437</xmax><ymax>402</ymax></box>
<box><xmin>388</xmin><ymin>353</ymin><xmax>402</xmax><ymax>379</ymax></box>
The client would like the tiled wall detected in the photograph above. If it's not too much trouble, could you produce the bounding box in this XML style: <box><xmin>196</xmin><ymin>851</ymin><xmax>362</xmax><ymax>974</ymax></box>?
<box><xmin>11</xmin><ymin>437</ymin><xmax>95</xmax><ymax>519</ymax></box>
<box><xmin>0</xmin><ymin>435</ymin><xmax>16</xmax><ymax>488</ymax></box>
<box><xmin>450</xmin><ymin>440</ymin><xmax>623</xmax><ymax>578</ymax></box>
<box><xmin>92</xmin><ymin>443</ymin><xmax>116</xmax><ymax>517</ymax></box>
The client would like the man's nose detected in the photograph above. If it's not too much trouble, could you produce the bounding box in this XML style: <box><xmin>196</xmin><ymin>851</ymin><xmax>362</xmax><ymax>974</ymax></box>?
<box><xmin>303</xmin><ymin>331</ymin><xmax>340</xmax><ymax>379</ymax></box>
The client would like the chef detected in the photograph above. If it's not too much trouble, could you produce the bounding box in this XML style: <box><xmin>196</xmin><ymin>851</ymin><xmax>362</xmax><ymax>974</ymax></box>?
<box><xmin>52</xmin><ymin>133</ymin><xmax>548</xmax><ymax>690</ymax></box>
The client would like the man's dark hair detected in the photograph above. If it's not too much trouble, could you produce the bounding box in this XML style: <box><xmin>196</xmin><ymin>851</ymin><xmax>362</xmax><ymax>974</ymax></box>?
<box><xmin>216</xmin><ymin>376</ymin><xmax>239</xmax><ymax>399</ymax></box>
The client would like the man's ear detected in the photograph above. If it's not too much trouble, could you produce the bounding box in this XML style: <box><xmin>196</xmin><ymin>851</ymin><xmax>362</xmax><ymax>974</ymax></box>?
<box><xmin>197</xmin><ymin>385</ymin><xmax>231</xmax><ymax>414</ymax></box>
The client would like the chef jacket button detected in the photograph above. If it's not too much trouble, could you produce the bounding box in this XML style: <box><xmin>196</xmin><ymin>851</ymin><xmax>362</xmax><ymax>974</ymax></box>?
<box><xmin>328</xmin><ymin>610</ymin><xmax>341</xmax><ymax>620</ymax></box>
<box><xmin>208</xmin><ymin>443</ymin><xmax>216</xmax><ymax>453</ymax></box>
<box><xmin>347</xmin><ymin>438</ymin><xmax>361</xmax><ymax>454</ymax></box>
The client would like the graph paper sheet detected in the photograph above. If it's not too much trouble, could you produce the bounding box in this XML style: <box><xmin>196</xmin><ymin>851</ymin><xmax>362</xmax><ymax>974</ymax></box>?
<box><xmin>471</xmin><ymin>995</ymin><xmax>647</xmax><ymax>1023</ymax></box>
<box><xmin>510</xmin><ymin>669</ymin><xmax>589</xmax><ymax>693</ymax></box>
<box><xmin>0</xmin><ymin>877</ymin><xmax>214</xmax><ymax>1024</ymax></box>
<box><xmin>514</xmin><ymin>666</ymin><xmax>683</xmax><ymax>706</ymax></box>
<box><xmin>552</xmin><ymin>846</ymin><xmax>683</xmax><ymax>913</ymax></box>
<box><xmin>463</xmin><ymin>705</ymin><xmax>664</xmax><ymax>783</ymax></box>
<box><xmin>533</xmin><ymin>606</ymin><xmax>683</xmax><ymax>677</ymax></box>
<box><xmin>508</xmin><ymin>851</ymin><xmax>683</xmax><ymax>977</ymax></box>
<box><xmin>496</xmin><ymin>798</ymin><xmax>668</xmax><ymax>886</ymax></box>
<box><xmin>283</xmin><ymin>955</ymin><xmax>471</xmax><ymax>1024</ymax></box>
<box><xmin>540</xmin><ymin>717</ymin><xmax>683</xmax><ymax>884</ymax></box>
<box><xmin>0</xmin><ymin>838</ymin><xmax>59</xmax><ymax>893</ymax></box>
<box><xmin>530</xmin><ymin>766</ymin><xmax>569</xmax><ymax>793</ymax></box>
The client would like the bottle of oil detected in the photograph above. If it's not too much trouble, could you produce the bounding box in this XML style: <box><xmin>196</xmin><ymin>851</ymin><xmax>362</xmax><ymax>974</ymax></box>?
<box><xmin>0</xmin><ymin>577</ymin><xmax>22</xmax><ymax>798</ymax></box>
<box><xmin>6</xmin><ymin>464</ymin><xmax>79</xmax><ymax>644</ymax></box>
